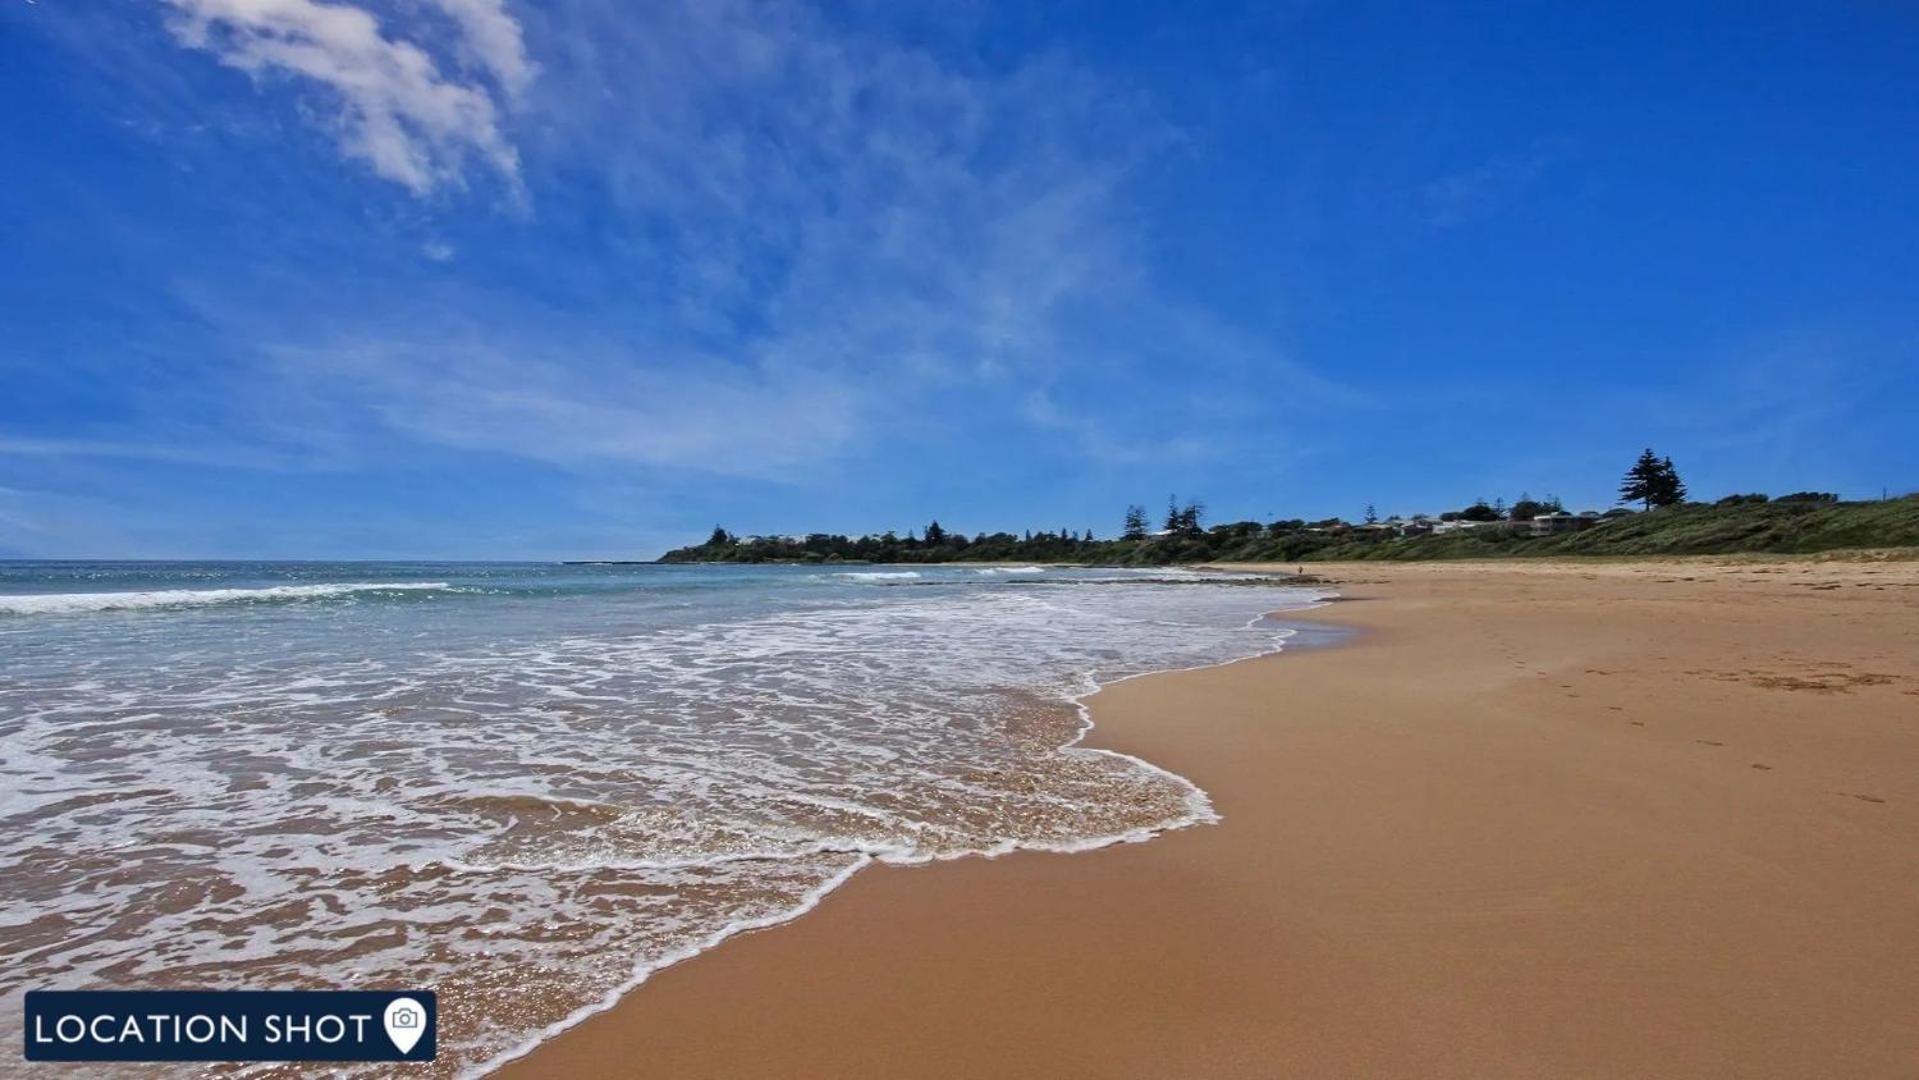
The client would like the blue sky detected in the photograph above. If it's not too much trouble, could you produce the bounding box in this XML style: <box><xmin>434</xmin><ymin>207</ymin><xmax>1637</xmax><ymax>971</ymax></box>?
<box><xmin>2</xmin><ymin>1</ymin><xmax>1915</xmax><ymax>559</ymax></box>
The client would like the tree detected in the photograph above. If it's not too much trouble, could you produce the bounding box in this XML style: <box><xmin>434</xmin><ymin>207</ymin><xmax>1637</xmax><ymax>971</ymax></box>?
<box><xmin>1653</xmin><ymin>456</ymin><xmax>1687</xmax><ymax>507</ymax></box>
<box><xmin>925</xmin><ymin>520</ymin><xmax>946</xmax><ymax>545</ymax></box>
<box><xmin>707</xmin><ymin>526</ymin><xmax>733</xmax><ymax>546</ymax></box>
<box><xmin>1175</xmin><ymin>500</ymin><xmax>1205</xmax><ymax>536</ymax></box>
<box><xmin>1363</xmin><ymin>503</ymin><xmax>1378</xmax><ymax>525</ymax></box>
<box><xmin>1164</xmin><ymin>495</ymin><xmax>1182</xmax><ymax>533</ymax></box>
<box><xmin>1619</xmin><ymin>448</ymin><xmax>1666</xmax><ymax>510</ymax></box>
<box><xmin>1460</xmin><ymin>500</ymin><xmax>1501</xmax><ymax>522</ymax></box>
<box><xmin>1120</xmin><ymin>505</ymin><xmax>1148</xmax><ymax>540</ymax></box>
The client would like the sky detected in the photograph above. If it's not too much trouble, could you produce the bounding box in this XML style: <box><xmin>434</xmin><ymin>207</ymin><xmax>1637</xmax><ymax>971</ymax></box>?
<box><xmin>2</xmin><ymin>1</ymin><xmax>1915</xmax><ymax>559</ymax></box>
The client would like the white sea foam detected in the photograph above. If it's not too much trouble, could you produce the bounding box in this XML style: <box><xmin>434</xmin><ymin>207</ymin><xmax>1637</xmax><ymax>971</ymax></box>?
<box><xmin>0</xmin><ymin>569</ymin><xmax>1326</xmax><ymax>1076</ymax></box>
<box><xmin>834</xmin><ymin>570</ymin><xmax>921</xmax><ymax>581</ymax></box>
<box><xmin>973</xmin><ymin>565</ymin><xmax>1046</xmax><ymax>575</ymax></box>
<box><xmin>0</xmin><ymin>581</ymin><xmax>451</xmax><ymax>615</ymax></box>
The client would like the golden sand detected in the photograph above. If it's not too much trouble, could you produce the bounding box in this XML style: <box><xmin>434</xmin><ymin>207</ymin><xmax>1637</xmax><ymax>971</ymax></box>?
<box><xmin>504</xmin><ymin>557</ymin><xmax>1919</xmax><ymax>1078</ymax></box>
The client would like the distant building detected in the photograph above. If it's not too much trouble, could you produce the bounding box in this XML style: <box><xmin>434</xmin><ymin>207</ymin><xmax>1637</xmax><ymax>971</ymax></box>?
<box><xmin>1430</xmin><ymin>519</ymin><xmax>1509</xmax><ymax>535</ymax></box>
<box><xmin>1530</xmin><ymin>511</ymin><xmax>1601</xmax><ymax>536</ymax></box>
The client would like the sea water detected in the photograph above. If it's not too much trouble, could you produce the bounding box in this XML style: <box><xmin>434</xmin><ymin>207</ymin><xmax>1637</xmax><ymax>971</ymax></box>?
<box><xmin>0</xmin><ymin>561</ymin><xmax>1324</xmax><ymax>1075</ymax></box>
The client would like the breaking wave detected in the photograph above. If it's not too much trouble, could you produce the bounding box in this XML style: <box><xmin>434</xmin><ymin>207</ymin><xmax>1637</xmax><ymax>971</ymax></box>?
<box><xmin>0</xmin><ymin>581</ymin><xmax>452</xmax><ymax>615</ymax></box>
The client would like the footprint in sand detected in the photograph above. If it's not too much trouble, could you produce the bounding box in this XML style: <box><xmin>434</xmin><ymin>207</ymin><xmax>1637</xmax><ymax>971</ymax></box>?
<box><xmin>1696</xmin><ymin>739</ymin><xmax>1724</xmax><ymax>747</ymax></box>
<box><xmin>1751</xmin><ymin>763</ymin><xmax>1772</xmax><ymax>771</ymax></box>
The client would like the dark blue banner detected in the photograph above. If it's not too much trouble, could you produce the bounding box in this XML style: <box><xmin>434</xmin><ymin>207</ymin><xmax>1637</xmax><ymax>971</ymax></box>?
<box><xmin>23</xmin><ymin>990</ymin><xmax>436</xmax><ymax>1062</ymax></box>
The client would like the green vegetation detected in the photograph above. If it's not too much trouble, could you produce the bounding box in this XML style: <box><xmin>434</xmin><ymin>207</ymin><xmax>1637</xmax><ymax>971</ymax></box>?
<box><xmin>657</xmin><ymin>449</ymin><xmax>1919</xmax><ymax>565</ymax></box>
<box><xmin>658</xmin><ymin>495</ymin><xmax>1919</xmax><ymax>566</ymax></box>
<box><xmin>1304</xmin><ymin>496</ymin><xmax>1919</xmax><ymax>561</ymax></box>
<box><xmin>660</xmin><ymin>524</ymin><xmax>1114</xmax><ymax>565</ymax></box>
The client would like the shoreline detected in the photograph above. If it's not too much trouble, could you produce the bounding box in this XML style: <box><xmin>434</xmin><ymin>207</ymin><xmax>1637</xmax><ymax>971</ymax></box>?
<box><xmin>477</xmin><ymin>584</ymin><xmax>1326</xmax><ymax>1075</ymax></box>
<box><xmin>504</xmin><ymin>558</ymin><xmax>1919</xmax><ymax>1078</ymax></box>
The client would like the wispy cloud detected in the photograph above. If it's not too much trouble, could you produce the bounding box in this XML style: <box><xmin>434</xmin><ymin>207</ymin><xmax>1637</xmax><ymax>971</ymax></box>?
<box><xmin>162</xmin><ymin>0</ymin><xmax>530</xmax><ymax>194</ymax></box>
<box><xmin>523</xmin><ymin>1</ymin><xmax>1164</xmax><ymax>377</ymax></box>
<box><xmin>1019</xmin><ymin>389</ymin><xmax>1214</xmax><ymax>465</ymax></box>
<box><xmin>423</xmin><ymin>0</ymin><xmax>534</xmax><ymax>97</ymax></box>
<box><xmin>113</xmin><ymin>1</ymin><xmax>1349</xmax><ymax>497</ymax></box>
<box><xmin>1420</xmin><ymin>136</ymin><xmax>1573</xmax><ymax>228</ymax></box>
<box><xmin>259</xmin><ymin>335</ymin><xmax>864</xmax><ymax>480</ymax></box>
<box><xmin>0</xmin><ymin>433</ymin><xmax>303</xmax><ymax>469</ymax></box>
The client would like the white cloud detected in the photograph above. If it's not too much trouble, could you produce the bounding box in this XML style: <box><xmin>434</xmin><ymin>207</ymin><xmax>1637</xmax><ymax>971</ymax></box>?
<box><xmin>148</xmin><ymin>1</ymin><xmax>1347</xmax><ymax>481</ymax></box>
<box><xmin>423</xmin><ymin>0</ymin><xmax>534</xmax><ymax>97</ymax></box>
<box><xmin>163</xmin><ymin>0</ymin><xmax>527</xmax><ymax>194</ymax></box>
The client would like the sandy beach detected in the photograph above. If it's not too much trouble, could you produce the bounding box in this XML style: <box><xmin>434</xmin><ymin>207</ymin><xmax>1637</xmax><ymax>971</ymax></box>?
<box><xmin>505</xmin><ymin>557</ymin><xmax>1919</xmax><ymax>1079</ymax></box>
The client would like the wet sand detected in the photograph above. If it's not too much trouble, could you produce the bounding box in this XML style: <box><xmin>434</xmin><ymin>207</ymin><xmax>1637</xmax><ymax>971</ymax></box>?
<box><xmin>504</xmin><ymin>556</ymin><xmax>1919</xmax><ymax>1078</ymax></box>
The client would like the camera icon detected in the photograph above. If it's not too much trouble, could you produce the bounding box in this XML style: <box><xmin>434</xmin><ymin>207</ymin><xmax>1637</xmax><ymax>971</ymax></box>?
<box><xmin>383</xmin><ymin>995</ymin><xmax>430</xmax><ymax>1056</ymax></box>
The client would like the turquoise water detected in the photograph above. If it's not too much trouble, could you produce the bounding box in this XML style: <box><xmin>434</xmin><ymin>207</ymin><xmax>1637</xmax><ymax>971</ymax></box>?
<box><xmin>0</xmin><ymin>560</ymin><xmax>1323</xmax><ymax>1075</ymax></box>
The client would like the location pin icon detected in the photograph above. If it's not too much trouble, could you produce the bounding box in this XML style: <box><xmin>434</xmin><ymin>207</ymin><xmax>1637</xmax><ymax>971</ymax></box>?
<box><xmin>383</xmin><ymin>997</ymin><xmax>427</xmax><ymax>1056</ymax></box>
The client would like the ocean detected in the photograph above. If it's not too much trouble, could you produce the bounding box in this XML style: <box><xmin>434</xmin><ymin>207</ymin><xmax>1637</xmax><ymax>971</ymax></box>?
<box><xmin>0</xmin><ymin>560</ymin><xmax>1325</xmax><ymax>1075</ymax></box>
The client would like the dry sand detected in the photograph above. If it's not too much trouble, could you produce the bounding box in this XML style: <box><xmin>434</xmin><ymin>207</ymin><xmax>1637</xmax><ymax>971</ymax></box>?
<box><xmin>505</xmin><ymin>557</ymin><xmax>1919</xmax><ymax>1078</ymax></box>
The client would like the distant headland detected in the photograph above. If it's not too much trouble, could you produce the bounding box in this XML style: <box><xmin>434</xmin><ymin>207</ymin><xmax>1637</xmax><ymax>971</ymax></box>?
<box><xmin>657</xmin><ymin>451</ymin><xmax>1918</xmax><ymax>566</ymax></box>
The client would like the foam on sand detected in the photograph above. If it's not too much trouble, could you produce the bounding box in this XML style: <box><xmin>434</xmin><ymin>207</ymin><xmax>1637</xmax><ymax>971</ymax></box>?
<box><xmin>0</xmin><ymin>564</ymin><xmax>1325</xmax><ymax>1074</ymax></box>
